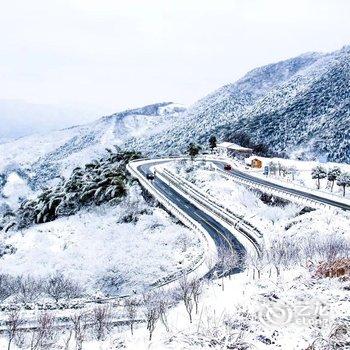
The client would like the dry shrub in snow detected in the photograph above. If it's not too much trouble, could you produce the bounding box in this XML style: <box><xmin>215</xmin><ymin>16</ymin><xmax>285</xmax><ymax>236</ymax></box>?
<box><xmin>91</xmin><ymin>304</ymin><xmax>113</xmax><ymax>341</ymax></box>
<box><xmin>315</xmin><ymin>258</ymin><xmax>350</xmax><ymax>278</ymax></box>
<box><xmin>250</xmin><ymin>233</ymin><xmax>350</xmax><ymax>279</ymax></box>
<box><xmin>5</xmin><ymin>309</ymin><xmax>24</xmax><ymax>350</ymax></box>
<box><xmin>166</xmin><ymin>309</ymin><xmax>252</xmax><ymax>349</ymax></box>
<box><xmin>29</xmin><ymin>312</ymin><xmax>57</xmax><ymax>349</ymax></box>
<box><xmin>306</xmin><ymin>318</ymin><xmax>350</xmax><ymax>349</ymax></box>
<box><xmin>44</xmin><ymin>273</ymin><xmax>83</xmax><ymax>302</ymax></box>
<box><xmin>302</xmin><ymin>234</ymin><xmax>350</xmax><ymax>266</ymax></box>
<box><xmin>316</xmin><ymin>235</ymin><xmax>350</xmax><ymax>263</ymax></box>
<box><xmin>69</xmin><ymin>312</ymin><xmax>90</xmax><ymax>350</ymax></box>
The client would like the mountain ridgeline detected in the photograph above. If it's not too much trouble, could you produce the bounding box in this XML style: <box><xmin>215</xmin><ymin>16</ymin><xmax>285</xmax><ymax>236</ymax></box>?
<box><xmin>127</xmin><ymin>46</ymin><xmax>350</xmax><ymax>163</ymax></box>
<box><xmin>0</xmin><ymin>102</ymin><xmax>185</xmax><ymax>191</ymax></box>
<box><xmin>0</xmin><ymin>45</ymin><xmax>349</xmax><ymax>208</ymax></box>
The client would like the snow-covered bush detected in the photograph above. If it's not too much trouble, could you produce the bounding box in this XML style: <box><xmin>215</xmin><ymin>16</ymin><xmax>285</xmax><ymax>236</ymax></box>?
<box><xmin>8</xmin><ymin>149</ymin><xmax>141</xmax><ymax>230</ymax></box>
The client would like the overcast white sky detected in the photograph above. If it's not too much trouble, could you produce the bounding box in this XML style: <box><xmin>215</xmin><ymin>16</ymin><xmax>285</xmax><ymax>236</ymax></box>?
<box><xmin>1</xmin><ymin>0</ymin><xmax>350</xmax><ymax>117</ymax></box>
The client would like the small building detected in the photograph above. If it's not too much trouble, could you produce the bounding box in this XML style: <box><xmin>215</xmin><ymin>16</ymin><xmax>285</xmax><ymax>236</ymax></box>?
<box><xmin>216</xmin><ymin>142</ymin><xmax>253</xmax><ymax>160</ymax></box>
<box><xmin>251</xmin><ymin>158</ymin><xmax>263</xmax><ymax>168</ymax></box>
<box><xmin>245</xmin><ymin>156</ymin><xmax>264</xmax><ymax>169</ymax></box>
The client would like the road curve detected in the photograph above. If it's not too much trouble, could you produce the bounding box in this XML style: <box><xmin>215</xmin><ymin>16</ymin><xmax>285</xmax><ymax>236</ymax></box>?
<box><xmin>212</xmin><ymin>161</ymin><xmax>350</xmax><ymax>211</ymax></box>
<box><xmin>136</xmin><ymin>162</ymin><xmax>246</xmax><ymax>275</ymax></box>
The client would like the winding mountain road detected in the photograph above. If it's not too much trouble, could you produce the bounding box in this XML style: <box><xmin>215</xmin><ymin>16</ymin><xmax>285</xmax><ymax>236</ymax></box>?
<box><xmin>131</xmin><ymin>157</ymin><xmax>349</xmax><ymax>277</ymax></box>
<box><xmin>137</xmin><ymin>162</ymin><xmax>246</xmax><ymax>265</ymax></box>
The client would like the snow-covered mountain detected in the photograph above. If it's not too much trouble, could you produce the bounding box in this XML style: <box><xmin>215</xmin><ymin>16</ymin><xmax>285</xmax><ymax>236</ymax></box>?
<box><xmin>128</xmin><ymin>46</ymin><xmax>350</xmax><ymax>163</ymax></box>
<box><xmin>0</xmin><ymin>102</ymin><xmax>185</xmax><ymax>205</ymax></box>
<box><xmin>2</xmin><ymin>45</ymin><xmax>350</xmax><ymax>208</ymax></box>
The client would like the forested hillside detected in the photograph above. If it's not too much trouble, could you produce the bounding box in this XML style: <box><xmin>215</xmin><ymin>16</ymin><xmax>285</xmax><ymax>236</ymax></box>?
<box><xmin>128</xmin><ymin>46</ymin><xmax>350</xmax><ymax>163</ymax></box>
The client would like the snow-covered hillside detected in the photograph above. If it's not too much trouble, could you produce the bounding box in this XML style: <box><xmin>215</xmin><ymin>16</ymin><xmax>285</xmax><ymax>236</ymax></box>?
<box><xmin>0</xmin><ymin>185</ymin><xmax>202</xmax><ymax>297</ymax></box>
<box><xmin>1</xmin><ymin>160</ymin><xmax>348</xmax><ymax>349</ymax></box>
<box><xmin>127</xmin><ymin>46</ymin><xmax>350</xmax><ymax>163</ymax></box>
<box><xmin>2</xmin><ymin>45</ymin><xmax>350</xmax><ymax>210</ymax></box>
<box><xmin>0</xmin><ymin>102</ymin><xmax>185</xmax><ymax>208</ymax></box>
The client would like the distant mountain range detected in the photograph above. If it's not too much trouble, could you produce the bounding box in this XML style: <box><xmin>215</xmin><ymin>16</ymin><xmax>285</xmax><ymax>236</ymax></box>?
<box><xmin>1</xmin><ymin>45</ymin><xmax>350</xmax><ymax>206</ymax></box>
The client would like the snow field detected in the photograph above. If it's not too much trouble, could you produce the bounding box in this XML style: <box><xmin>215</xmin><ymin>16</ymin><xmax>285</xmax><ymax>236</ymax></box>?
<box><xmin>0</xmin><ymin>185</ymin><xmax>203</xmax><ymax>298</ymax></box>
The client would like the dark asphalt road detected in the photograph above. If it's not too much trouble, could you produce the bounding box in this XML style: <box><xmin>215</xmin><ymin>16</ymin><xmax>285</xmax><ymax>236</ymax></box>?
<box><xmin>137</xmin><ymin>162</ymin><xmax>246</xmax><ymax>275</ymax></box>
<box><xmin>133</xmin><ymin>157</ymin><xmax>349</xmax><ymax>278</ymax></box>
<box><xmin>212</xmin><ymin>161</ymin><xmax>350</xmax><ymax>211</ymax></box>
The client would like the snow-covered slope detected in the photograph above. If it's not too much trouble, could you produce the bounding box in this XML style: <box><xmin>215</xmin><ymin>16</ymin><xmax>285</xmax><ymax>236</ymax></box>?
<box><xmin>2</xmin><ymin>45</ymin><xmax>350</xmax><ymax>206</ymax></box>
<box><xmin>1</xmin><ymin>186</ymin><xmax>202</xmax><ymax>297</ymax></box>
<box><xmin>128</xmin><ymin>46</ymin><xmax>350</xmax><ymax>163</ymax></box>
<box><xmin>0</xmin><ymin>102</ymin><xmax>185</xmax><ymax>196</ymax></box>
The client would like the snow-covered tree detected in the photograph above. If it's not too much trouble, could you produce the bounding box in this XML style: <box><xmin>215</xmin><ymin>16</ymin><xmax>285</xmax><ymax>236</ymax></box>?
<box><xmin>142</xmin><ymin>292</ymin><xmax>161</xmax><ymax>341</ymax></box>
<box><xmin>337</xmin><ymin>172</ymin><xmax>350</xmax><ymax>197</ymax></box>
<box><xmin>187</xmin><ymin>143</ymin><xmax>201</xmax><ymax>160</ymax></box>
<box><xmin>288</xmin><ymin>166</ymin><xmax>298</xmax><ymax>180</ymax></box>
<box><xmin>9</xmin><ymin>148</ymin><xmax>141</xmax><ymax>230</ymax></box>
<box><xmin>124</xmin><ymin>298</ymin><xmax>139</xmax><ymax>335</ymax></box>
<box><xmin>327</xmin><ymin>167</ymin><xmax>341</xmax><ymax>192</ymax></box>
<box><xmin>208</xmin><ymin>135</ymin><xmax>217</xmax><ymax>152</ymax></box>
<box><xmin>311</xmin><ymin>165</ymin><xmax>327</xmax><ymax>189</ymax></box>
<box><xmin>268</xmin><ymin>161</ymin><xmax>278</xmax><ymax>176</ymax></box>
<box><xmin>217</xmin><ymin>247</ymin><xmax>239</xmax><ymax>290</ymax></box>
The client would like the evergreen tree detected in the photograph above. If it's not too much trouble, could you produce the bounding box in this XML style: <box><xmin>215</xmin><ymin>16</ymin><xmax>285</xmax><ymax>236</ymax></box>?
<box><xmin>208</xmin><ymin>136</ymin><xmax>217</xmax><ymax>152</ymax></box>
<box><xmin>10</xmin><ymin>148</ymin><xmax>141</xmax><ymax>230</ymax></box>
<box><xmin>327</xmin><ymin>167</ymin><xmax>341</xmax><ymax>192</ymax></box>
<box><xmin>226</xmin><ymin>132</ymin><xmax>251</xmax><ymax>148</ymax></box>
<box><xmin>311</xmin><ymin>165</ymin><xmax>327</xmax><ymax>189</ymax></box>
<box><xmin>337</xmin><ymin>172</ymin><xmax>350</xmax><ymax>197</ymax></box>
<box><xmin>188</xmin><ymin>143</ymin><xmax>200</xmax><ymax>160</ymax></box>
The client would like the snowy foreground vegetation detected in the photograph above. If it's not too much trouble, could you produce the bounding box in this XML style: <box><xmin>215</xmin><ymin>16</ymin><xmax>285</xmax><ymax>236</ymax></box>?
<box><xmin>0</xmin><ymin>158</ymin><xmax>349</xmax><ymax>349</ymax></box>
<box><xmin>0</xmin><ymin>150</ymin><xmax>203</xmax><ymax>295</ymax></box>
<box><xmin>0</xmin><ymin>186</ymin><xmax>202</xmax><ymax>297</ymax></box>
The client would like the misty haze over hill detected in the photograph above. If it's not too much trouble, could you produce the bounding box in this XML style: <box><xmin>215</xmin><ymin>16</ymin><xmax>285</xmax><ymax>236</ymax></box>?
<box><xmin>0</xmin><ymin>99</ymin><xmax>106</xmax><ymax>141</ymax></box>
